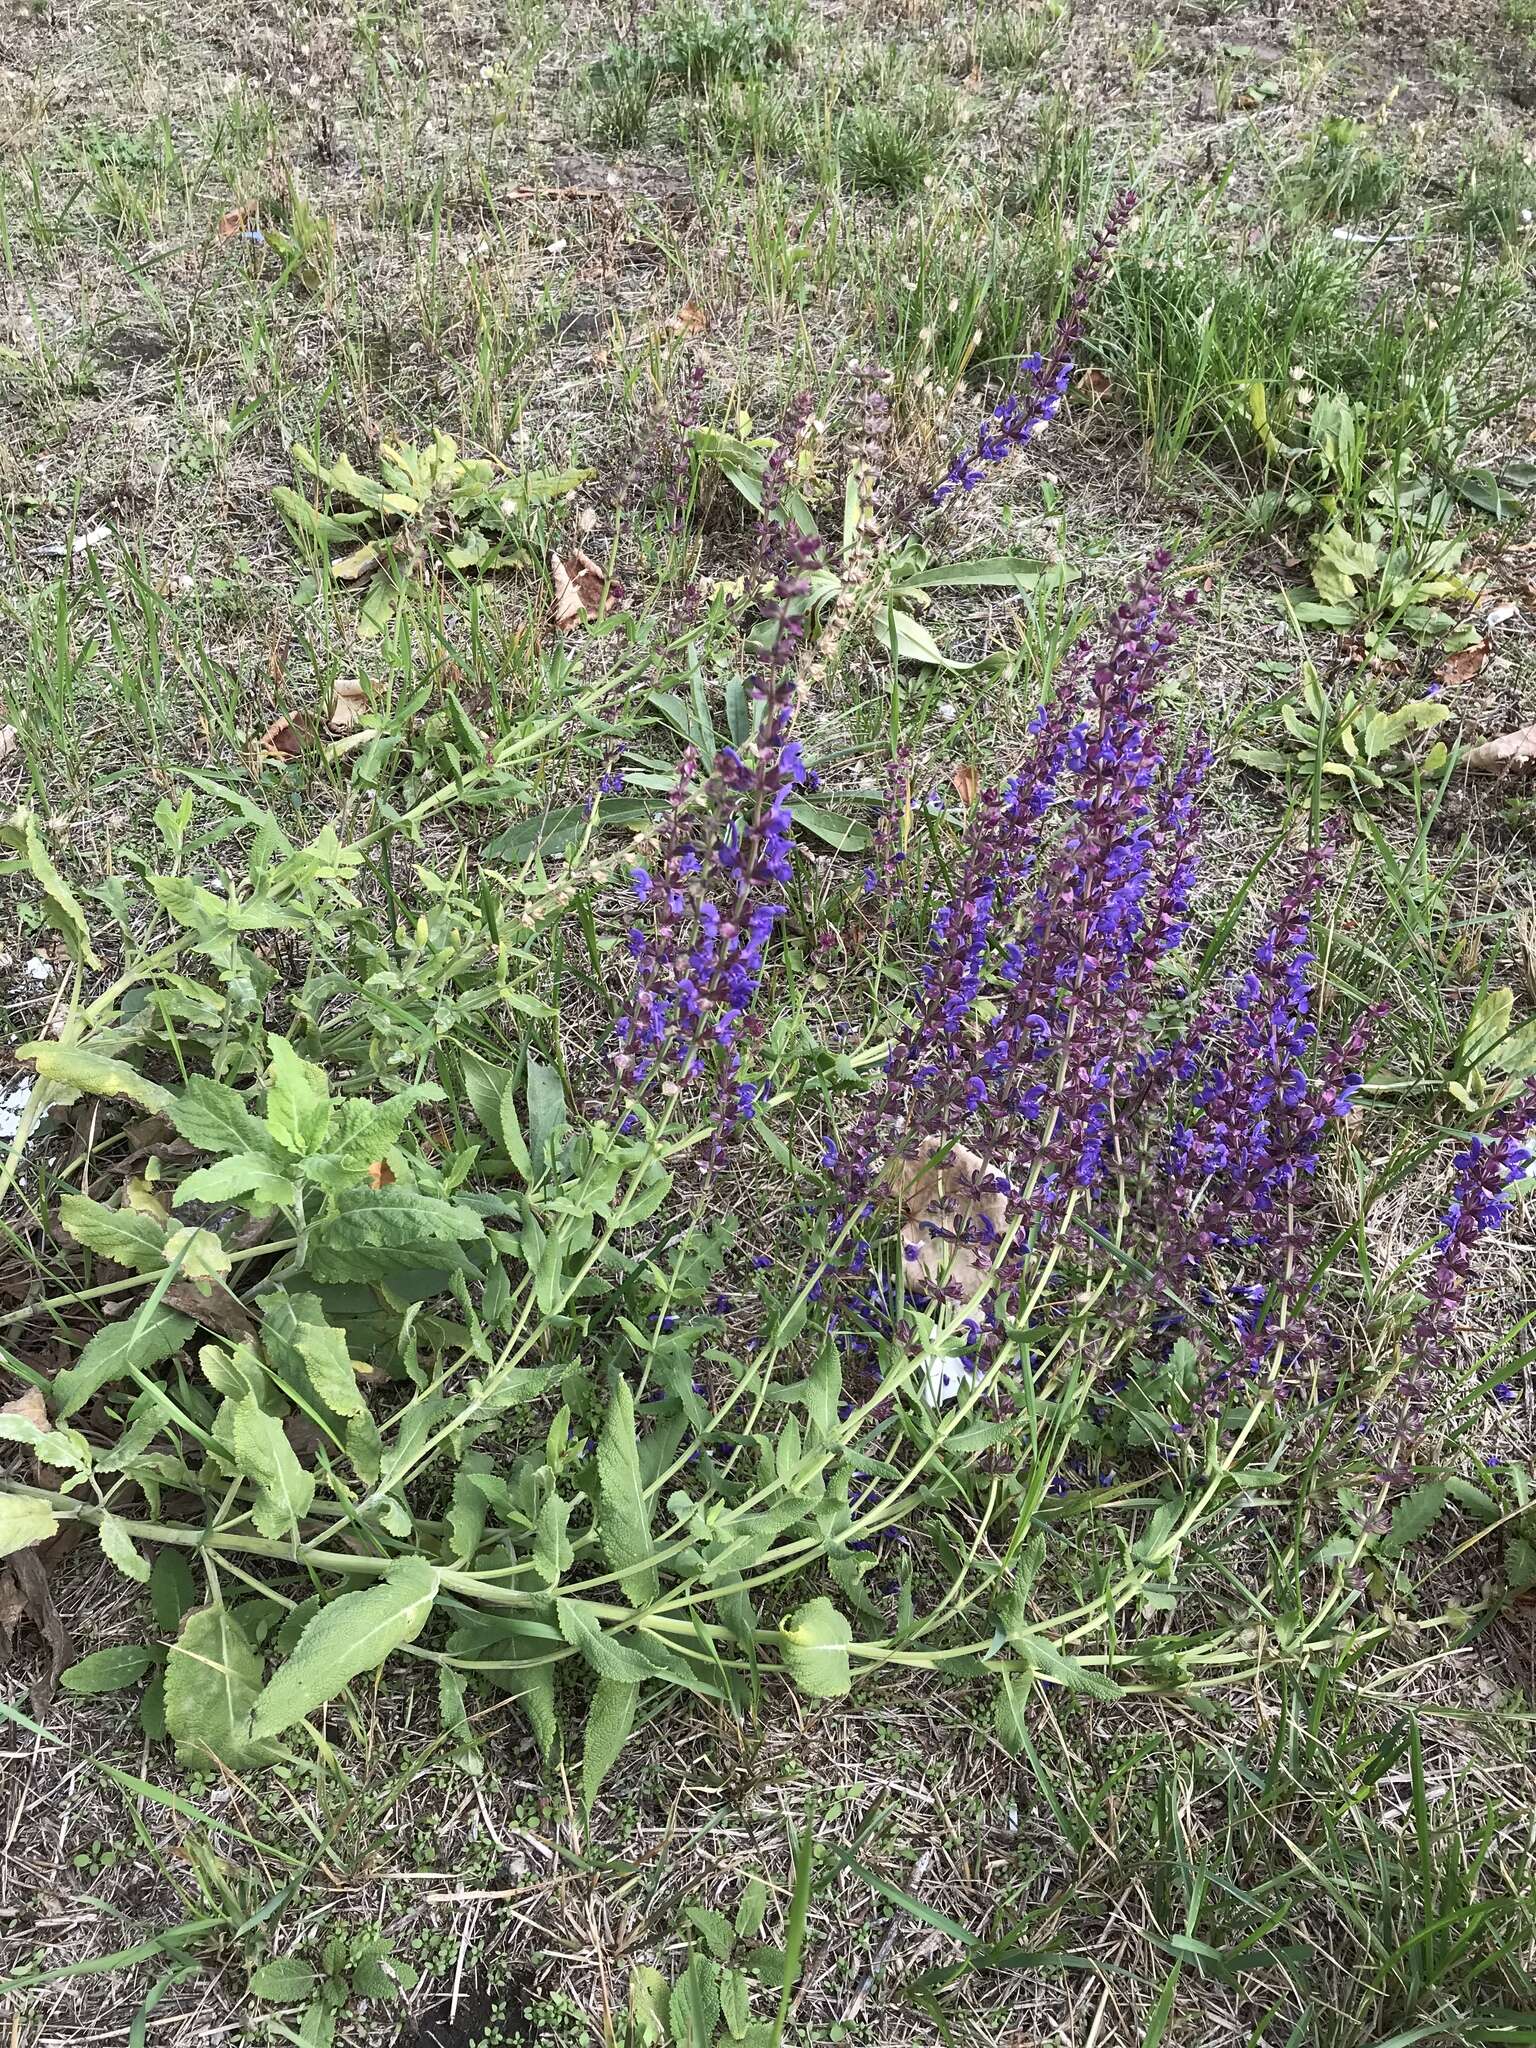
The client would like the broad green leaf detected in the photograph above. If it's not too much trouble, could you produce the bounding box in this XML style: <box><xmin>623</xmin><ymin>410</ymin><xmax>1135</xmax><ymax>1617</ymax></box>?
<box><xmin>60</xmin><ymin>1645</ymin><xmax>155</xmax><ymax>1694</ymax></box>
<box><xmin>249</xmin><ymin>1959</ymin><xmax>320</xmax><ymax>2002</ymax></box>
<box><xmin>18</xmin><ymin>1043</ymin><xmax>171</xmax><ymax>1116</ymax></box>
<box><xmin>438</xmin><ymin>1666</ymin><xmax>484</xmax><ymax>1776</ymax></box>
<box><xmin>250</xmin><ymin>1559</ymin><xmax>439</xmax><ymax>1740</ymax></box>
<box><xmin>272</xmin><ymin>483</ymin><xmax>356</xmax><ymax>544</ymax></box>
<box><xmin>898</xmin><ymin>553</ymin><xmax>1048</xmax><ymax>591</ymax></box>
<box><xmin>1005</xmin><ymin>1630</ymin><xmax>1122</xmax><ymax>1700</ymax></box>
<box><xmin>51</xmin><ymin>1307</ymin><xmax>196</xmax><ymax>1419</ymax></box>
<box><xmin>779</xmin><ymin>1596</ymin><xmax>852</xmax><ymax>1698</ymax></box>
<box><xmin>685</xmin><ymin>1905</ymin><xmax>735</xmax><ymax>1962</ymax></box>
<box><xmin>597</xmin><ymin>1378</ymin><xmax>658</xmax><ymax>1604</ymax></box>
<box><xmin>0</xmin><ymin>1412</ymin><xmax>90</xmax><ymax>1470</ymax></box>
<box><xmin>165</xmin><ymin>1605</ymin><xmax>272</xmax><ymax>1767</ymax></box>
<box><xmin>629</xmin><ymin>1964</ymin><xmax>671</xmax><ymax>2044</ymax></box>
<box><xmin>306</xmin><ymin>1185</ymin><xmax>485</xmax><ymax>1258</ymax></box>
<box><xmin>349</xmin><ymin>1940</ymin><xmax>418</xmax><ymax>1998</ymax></box>
<box><xmin>581</xmin><ymin>1676</ymin><xmax>639</xmax><ymax>1813</ymax></box>
<box><xmin>176</xmin><ymin>1154</ymin><xmax>298</xmax><ymax>1210</ymax></box>
<box><xmin>533</xmin><ymin>1492</ymin><xmax>574</xmax><ymax>1587</ymax></box>
<box><xmin>555</xmin><ymin>1597</ymin><xmax>657</xmax><ymax>1682</ymax></box>
<box><xmin>735</xmin><ymin>1877</ymin><xmax>769</xmax><ymax>1941</ymax></box>
<box><xmin>172</xmin><ymin>1076</ymin><xmax>281</xmax><ymax>1159</ymax></box>
<box><xmin>0</xmin><ymin>1492</ymin><xmax>58</xmax><ymax>1556</ymax></box>
<box><xmin>1</xmin><ymin>807</ymin><xmax>100</xmax><ymax>967</ymax></box>
<box><xmin>671</xmin><ymin>1953</ymin><xmax>722</xmax><ymax>2048</ymax></box>
<box><xmin>58</xmin><ymin>1194</ymin><xmax>169</xmax><ymax>1274</ymax></box>
<box><xmin>284</xmin><ymin>1302</ymin><xmax>368</xmax><ymax>1420</ymax></box>
<box><xmin>150</xmin><ymin>1548</ymin><xmax>197</xmax><ymax>1633</ymax></box>
<box><xmin>264</xmin><ymin>1036</ymin><xmax>332</xmax><ymax>1156</ymax></box>
<box><xmin>993</xmin><ymin>1672</ymin><xmax>1031</xmax><ymax>1756</ymax></box>
<box><xmin>525</xmin><ymin>1051</ymin><xmax>567</xmax><ymax>1175</ymax></box>
<box><xmin>884</xmin><ymin>609</ymin><xmax>989</xmax><ymax>673</ymax></box>
<box><xmin>230</xmin><ymin>1398</ymin><xmax>316</xmax><ymax>1539</ymax></box>
<box><xmin>98</xmin><ymin>1512</ymin><xmax>151</xmax><ymax>1584</ymax></box>
<box><xmin>1507</xmin><ymin>1536</ymin><xmax>1536</xmax><ymax>1593</ymax></box>
<box><xmin>1380</xmin><ymin>1480</ymin><xmax>1448</xmax><ymax>1559</ymax></box>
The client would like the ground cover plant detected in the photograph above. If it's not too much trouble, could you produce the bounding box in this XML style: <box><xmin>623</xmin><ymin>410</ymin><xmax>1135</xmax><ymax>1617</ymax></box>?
<box><xmin>3</xmin><ymin>2</ymin><xmax>1536</xmax><ymax>2045</ymax></box>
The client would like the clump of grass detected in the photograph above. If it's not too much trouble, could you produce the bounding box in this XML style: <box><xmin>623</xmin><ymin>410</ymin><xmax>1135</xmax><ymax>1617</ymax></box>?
<box><xmin>973</xmin><ymin>0</ymin><xmax>1065</xmax><ymax>75</ymax></box>
<box><xmin>1289</xmin><ymin>114</ymin><xmax>1409</xmax><ymax>220</ymax></box>
<box><xmin>1093</xmin><ymin>212</ymin><xmax>1515</xmax><ymax>483</ymax></box>
<box><xmin>1456</xmin><ymin>132</ymin><xmax>1536</xmax><ymax>243</ymax></box>
<box><xmin>838</xmin><ymin>86</ymin><xmax>952</xmax><ymax>197</ymax></box>
<box><xmin>583</xmin><ymin>45</ymin><xmax>657</xmax><ymax>148</ymax></box>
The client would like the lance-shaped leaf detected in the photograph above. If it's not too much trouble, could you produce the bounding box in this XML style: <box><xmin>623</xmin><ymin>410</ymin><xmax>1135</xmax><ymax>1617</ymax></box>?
<box><xmin>596</xmin><ymin>1377</ymin><xmax>658</xmax><ymax>1604</ymax></box>
<box><xmin>250</xmin><ymin>1560</ymin><xmax>439</xmax><ymax>1740</ymax></box>
<box><xmin>164</xmin><ymin>1604</ymin><xmax>275</xmax><ymax>1769</ymax></box>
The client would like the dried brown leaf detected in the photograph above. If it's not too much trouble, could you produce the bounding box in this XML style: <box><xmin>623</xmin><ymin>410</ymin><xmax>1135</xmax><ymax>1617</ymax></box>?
<box><xmin>1077</xmin><ymin>367</ymin><xmax>1112</xmax><ymax>400</ymax></box>
<box><xmin>1466</xmin><ymin>723</ymin><xmax>1536</xmax><ymax>776</ymax></box>
<box><xmin>367</xmin><ymin>1158</ymin><xmax>396</xmax><ymax>1189</ymax></box>
<box><xmin>258</xmin><ymin>717</ymin><xmax>304</xmax><ymax>763</ymax></box>
<box><xmin>1438</xmin><ymin>638</ymin><xmax>1491</xmax><ymax>688</ymax></box>
<box><xmin>666</xmin><ymin>300</ymin><xmax>709</xmax><ymax>336</ymax></box>
<box><xmin>1</xmin><ymin>1386</ymin><xmax>49</xmax><ymax>1432</ymax></box>
<box><xmin>216</xmin><ymin>200</ymin><xmax>259</xmax><ymax>240</ymax></box>
<box><xmin>551</xmin><ymin>549</ymin><xmax>623</xmax><ymax>631</ymax></box>
<box><xmin>0</xmin><ymin>724</ymin><xmax>17</xmax><ymax>765</ymax></box>
<box><xmin>886</xmin><ymin>1137</ymin><xmax>1009</xmax><ymax>1300</ymax></box>
<box><xmin>950</xmin><ymin>764</ymin><xmax>980</xmax><ymax>806</ymax></box>
<box><xmin>328</xmin><ymin>675</ymin><xmax>369</xmax><ymax>732</ymax></box>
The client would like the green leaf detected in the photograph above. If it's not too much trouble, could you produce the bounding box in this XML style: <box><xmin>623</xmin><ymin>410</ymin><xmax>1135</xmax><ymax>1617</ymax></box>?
<box><xmin>150</xmin><ymin>1549</ymin><xmax>197</xmax><ymax>1633</ymax></box>
<box><xmin>98</xmin><ymin>1512</ymin><xmax>151</xmax><ymax>1585</ymax></box>
<box><xmin>264</xmin><ymin>1036</ymin><xmax>332</xmax><ymax>1156</ymax></box>
<box><xmin>0</xmin><ymin>1411</ymin><xmax>90</xmax><ymax>1470</ymax></box>
<box><xmin>1004</xmin><ymin>1630</ymin><xmax>1123</xmax><ymax>1700</ymax></box>
<box><xmin>581</xmin><ymin>1676</ymin><xmax>639</xmax><ymax>1813</ymax></box>
<box><xmin>284</xmin><ymin>1301</ymin><xmax>368</xmax><ymax>1420</ymax></box>
<box><xmin>18</xmin><ymin>1043</ymin><xmax>171</xmax><ymax>1116</ymax></box>
<box><xmin>596</xmin><ymin>1378</ymin><xmax>658</xmax><ymax>1604</ymax></box>
<box><xmin>898</xmin><ymin>554</ymin><xmax>1048</xmax><ymax>591</ymax></box>
<box><xmin>525</xmin><ymin>1051</ymin><xmax>567</xmax><ymax>1175</ymax></box>
<box><xmin>884</xmin><ymin>608</ymin><xmax>988</xmax><ymax>673</ymax></box>
<box><xmin>735</xmin><ymin>1878</ymin><xmax>769</xmax><ymax>1941</ymax></box>
<box><xmin>0</xmin><ymin>1492</ymin><xmax>59</xmax><ymax>1556</ymax></box>
<box><xmin>556</xmin><ymin>1597</ymin><xmax>658</xmax><ymax>1682</ymax></box>
<box><xmin>250</xmin><ymin>1559</ymin><xmax>439</xmax><ymax>1740</ymax></box>
<box><xmin>57</xmin><ymin>1195</ymin><xmax>169</xmax><ymax>1274</ymax></box>
<box><xmin>671</xmin><ymin>1953</ymin><xmax>722</xmax><ymax>2048</ymax></box>
<box><xmin>1</xmin><ymin>807</ymin><xmax>100</xmax><ymax>967</ymax></box>
<box><xmin>778</xmin><ymin>1596</ymin><xmax>852</xmax><ymax>1698</ymax></box>
<box><xmin>1506</xmin><ymin>1536</ymin><xmax>1536</xmax><ymax>1593</ymax></box>
<box><xmin>249</xmin><ymin>1959</ymin><xmax>320</xmax><ymax>2003</ymax></box>
<box><xmin>438</xmin><ymin>1666</ymin><xmax>484</xmax><ymax>1776</ymax></box>
<box><xmin>52</xmin><ymin>1307</ymin><xmax>196</xmax><ymax>1419</ymax></box>
<box><xmin>60</xmin><ymin>1645</ymin><xmax>155</xmax><ymax>1694</ymax></box>
<box><xmin>172</xmin><ymin>1076</ymin><xmax>280</xmax><ymax>1159</ymax></box>
<box><xmin>993</xmin><ymin>1671</ymin><xmax>1031</xmax><ymax>1756</ymax></box>
<box><xmin>788</xmin><ymin>801</ymin><xmax>871</xmax><ymax>853</ymax></box>
<box><xmin>306</xmin><ymin>1185</ymin><xmax>485</xmax><ymax>1260</ymax></box>
<box><xmin>175</xmin><ymin>1154</ymin><xmax>299</xmax><ymax>1210</ymax></box>
<box><xmin>1379</xmin><ymin>1480</ymin><xmax>1448</xmax><ymax>1559</ymax></box>
<box><xmin>533</xmin><ymin>1492</ymin><xmax>574</xmax><ymax>1587</ymax></box>
<box><xmin>685</xmin><ymin>1905</ymin><xmax>735</xmax><ymax>1962</ymax></box>
<box><xmin>230</xmin><ymin>1398</ymin><xmax>316</xmax><ymax>1539</ymax></box>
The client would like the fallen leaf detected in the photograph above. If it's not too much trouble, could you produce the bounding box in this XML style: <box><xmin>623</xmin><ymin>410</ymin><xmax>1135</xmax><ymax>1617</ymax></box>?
<box><xmin>367</xmin><ymin>1159</ymin><xmax>395</xmax><ymax>1189</ymax></box>
<box><xmin>1</xmin><ymin>1549</ymin><xmax>72</xmax><ymax>1709</ymax></box>
<box><xmin>1077</xmin><ymin>367</ymin><xmax>1112</xmax><ymax>400</ymax></box>
<box><xmin>217</xmin><ymin>200</ymin><xmax>259</xmax><ymax>240</ymax></box>
<box><xmin>666</xmin><ymin>301</ymin><xmax>708</xmax><ymax>336</ymax></box>
<box><xmin>1438</xmin><ymin>639</ymin><xmax>1490</xmax><ymax>687</ymax></box>
<box><xmin>258</xmin><ymin>717</ymin><xmax>304</xmax><ymax>763</ymax></box>
<box><xmin>1466</xmin><ymin>723</ymin><xmax>1536</xmax><ymax>776</ymax></box>
<box><xmin>0</xmin><ymin>724</ymin><xmax>17</xmax><ymax>765</ymax></box>
<box><xmin>328</xmin><ymin>676</ymin><xmax>369</xmax><ymax>732</ymax></box>
<box><xmin>886</xmin><ymin>1137</ymin><xmax>1010</xmax><ymax>1300</ymax></box>
<box><xmin>950</xmin><ymin>764</ymin><xmax>980</xmax><ymax>806</ymax></box>
<box><xmin>1</xmin><ymin>1386</ymin><xmax>49</xmax><ymax>1433</ymax></box>
<box><xmin>551</xmin><ymin>549</ymin><xmax>623</xmax><ymax>631</ymax></box>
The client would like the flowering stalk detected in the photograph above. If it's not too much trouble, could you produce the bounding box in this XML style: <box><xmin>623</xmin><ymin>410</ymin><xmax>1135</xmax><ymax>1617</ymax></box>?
<box><xmin>615</xmin><ymin>534</ymin><xmax>822</xmax><ymax>1126</ymax></box>
<box><xmin>933</xmin><ymin>187</ymin><xmax>1137</xmax><ymax>503</ymax></box>
<box><xmin>1392</xmin><ymin>1081</ymin><xmax>1536</xmax><ymax>1441</ymax></box>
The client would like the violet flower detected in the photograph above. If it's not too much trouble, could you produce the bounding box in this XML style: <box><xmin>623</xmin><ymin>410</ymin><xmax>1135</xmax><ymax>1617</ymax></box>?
<box><xmin>933</xmin><ymin>187</ymin><xmax>1137</xmax><ymax>503</ymax></box>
